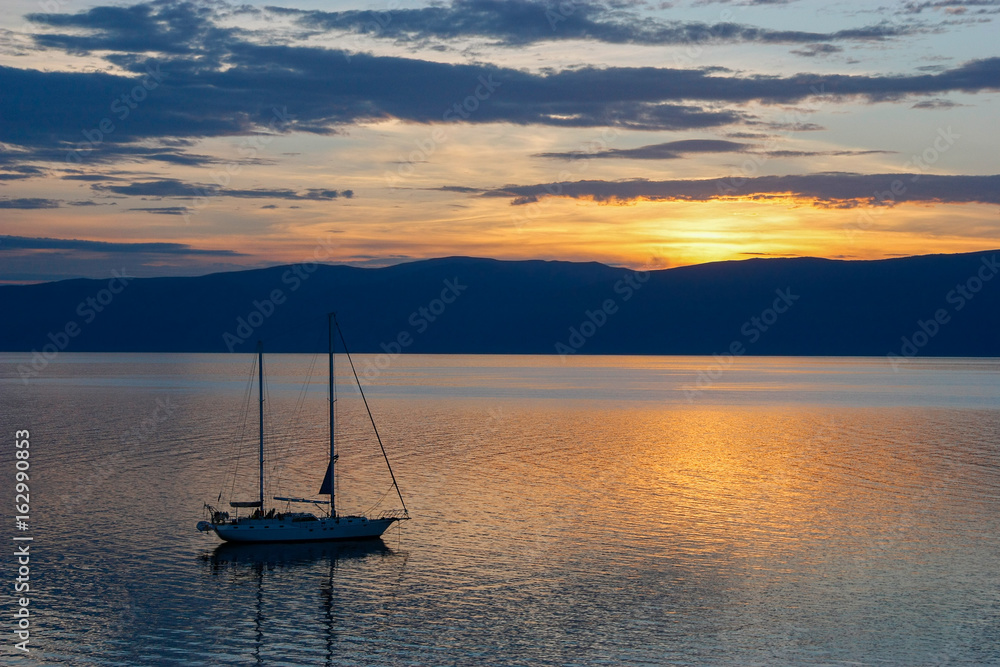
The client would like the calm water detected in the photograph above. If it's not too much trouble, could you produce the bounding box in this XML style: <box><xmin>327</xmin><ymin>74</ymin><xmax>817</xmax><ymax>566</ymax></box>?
<box><xmin>1</xmin><ymin>354</ymin><xmax>999</xmax><ymax>665</ymax></box>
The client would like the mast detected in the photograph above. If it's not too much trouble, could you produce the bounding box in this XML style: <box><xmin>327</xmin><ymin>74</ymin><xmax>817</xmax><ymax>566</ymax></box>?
<box><xmin>257</xmin><ymin>340</ymin><xmax>264</xmax><ymax>513</ymax></box>
<box><xmin>333</xmin><ymin>314</ymin><xmax>409</xmax><ymax>517</ymax></box>
<box><xmin>328</xmin><ymin>312</ymin><xmax>336</xmax><ymax>518</ymax></box>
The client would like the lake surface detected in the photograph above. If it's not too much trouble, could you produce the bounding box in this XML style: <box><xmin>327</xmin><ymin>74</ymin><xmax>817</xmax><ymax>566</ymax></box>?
<box><xmin>2</xmin><ymin>354</ymin><xmax>999</xmax><ymax>665</ymax></box>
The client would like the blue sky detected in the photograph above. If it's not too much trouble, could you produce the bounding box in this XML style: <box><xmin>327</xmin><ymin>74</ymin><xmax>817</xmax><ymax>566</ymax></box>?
<box><xmin>1</xmin><ymin>0</ymin><xmax>998</xmax><ymax>282</ymax></box>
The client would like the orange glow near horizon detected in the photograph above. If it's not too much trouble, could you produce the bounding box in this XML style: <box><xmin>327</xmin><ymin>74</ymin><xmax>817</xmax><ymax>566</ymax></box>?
<box><xmin>3</xmin><ymin>195</ymin><xmax>999</xmax><ymax>279</ymax></box>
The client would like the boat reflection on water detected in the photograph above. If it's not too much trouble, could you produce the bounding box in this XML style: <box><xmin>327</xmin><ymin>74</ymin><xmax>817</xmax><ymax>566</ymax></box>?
<box><xmin>201</xmin><ymin>539</ymin><xmax>409</xmax><ymax>665</ymax></box>
<box><xmin>203</xmin><ymin>538</ymin><xmax>396</xmax><ymax>571</ymax></box>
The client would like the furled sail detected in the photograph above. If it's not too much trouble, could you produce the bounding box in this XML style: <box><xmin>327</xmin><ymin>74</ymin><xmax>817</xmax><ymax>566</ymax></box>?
<box><xmin>319</xmin><ymin>463</ymin><xmax>332</xmax><ymax>495</ymax></box>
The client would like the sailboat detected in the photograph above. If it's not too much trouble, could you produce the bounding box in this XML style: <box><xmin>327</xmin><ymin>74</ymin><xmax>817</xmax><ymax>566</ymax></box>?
<box><xmin>197</xmin><ymin>312</ymin><xmax>409</xmax><ymax>543</ymax></box>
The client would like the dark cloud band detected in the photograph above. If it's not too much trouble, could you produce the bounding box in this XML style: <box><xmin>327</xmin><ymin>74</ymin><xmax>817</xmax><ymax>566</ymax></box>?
<box><xmin>0</xmin><ymin>235</ymin><xmax>243</xmax><ymax>255</ymax></box>
<box><xmin>482</xmin><ymin>173</ymin><xmax>1000</xmax><ymax>207</ymax></box>
<box><xmin>4</xmin><ymin>0</ymin><xmax>998</xmax><ymax>159</ymax></box>
<box><xmin>266</xmin><ymin>0</ymin><xmax>917</xmax><ymax>48</ymax></box>
<box><xmin>533</xmin><ymin>139</ymin><xmax>896</xmax><ymax>160</ymax></box>
<box><xmin>3</xmin><ymin>50</ymin><xmax>997</xmax><ymax>155</ymax></box>
<box><xmin>94</xmin><ymin>179</ymin><xmax>353</xmax><ymax>200</ymax></box>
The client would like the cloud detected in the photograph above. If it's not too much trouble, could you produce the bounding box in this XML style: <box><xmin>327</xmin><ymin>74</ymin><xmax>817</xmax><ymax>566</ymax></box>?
<box><xmin>911</xmin><ymin>98</ymin><xmax>966</xmax><ymax>109</ymax></box>
<box><xmin>762</xmin><ymin>149</ymin><xmax>894</xmax><ymax>157</ymax></box>
<box><xmin>696</xmin><ymin>0</ymin><xmax>800</xmax><ymax>4</ymax></box>
<box><xmin>94</xmin><ymin>179</ymin><xmax>353</xmax><ymax>200</ymax></box>
<box><xmin>62</xmin><ymin>173</ymin><xmax>124</xmax><ymax>181</ymax></box>
<box><xmin>0</xmin><ymin>56</ymin><xmax>751</xmax><ymax>150</ymax></box>
<box><xmin>790</xmin><ymin>44</ymin><xmax>844</xmax><ymax>57</ymax></box>
<box><xmin>26</xmin><ymin>2</ymin><xmax>236</xmax><ymax>55</ymax></box>
<box><xmin>268</xmin><ymin>0</ymin><xmax>918</xmax><ymax>48</ymax></box>
<box><xmin>301</xmin><ymin>188</ymin><xmax>353</xmax><ymax>200</ymax></box>
<box><xmin>0</xmin><ymin>138</ymin><xmax>236</xmax><ymax>170</ymax></box>
<box><xmin>762</xmin><ymin>121</ymin><xmax>826</xmax><ymax>132</ymax></box>
<box><xmin>94</xmin><ymin>179</ymin><xmax>209</xmax><ymax>197</ymax></box>
<box><xmin>4</xmin><ymin>1</ymin><xmax>997</xmax><ymax>157</ymax></box>
<box><xmin>481</xmin><ymin>173</ymin><xmax>1000</xmax><ymax>207</ymax></box>
<box><xmin>0</xmin><ymin>235</ymin><xmax>244</xmax><ymax>255</ymax></box>
<box><xmin>127</xmin><ymin>206</ymin><xmax>189</xmax><ymax>215</ymax></box>
<box><xmin>0</xmin><ymin>165</ymin><xmax>45</xmax><ymax>181</ymax></box>
<box><xmin>0</xmin><ymin>165</ymin><xmax>46</xmax><ymax>181</ymax></box>
<box><xmin>8</xmin><ymin>48</ymin><xmax>995</xmax><ymax>149</ymax></box>
<box><xmin>436</xmin><ymin>185</ymin><xmax>489</xmax><ymax>193</ymax></box>
<box><xmin>0</xmin><ymin>198</ymin><xmax>59</xmax><ymax>209</ymax></box>
<box><xmin>535</xmin><ymin>139</ymin><xmax>752</xmax><ymax>159</ymax></box>
<box><xmin>899</xmin><ymin>0</ymin><xmax>1000</xmax><ymax>15</ymax></box>
<box><xmin>534</xmin><ymin>139</ymin><xmax>894</xmax><ymax>160</ymax></box>
<box><xmin>0</xmin><ymin>0</ymin><xmax>992</xmax><ymax>194</ymax></box>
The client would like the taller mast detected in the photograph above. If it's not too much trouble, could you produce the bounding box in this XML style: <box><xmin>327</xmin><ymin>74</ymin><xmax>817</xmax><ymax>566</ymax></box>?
<box><xmin>257</xmin><ymin>340</ymin><xmax>264</xmax><ymax>512</ymax></box>
<box><xmin>328</xmin><ymin>312</ymin><xmax>336</xmax><ymax>518</ymax></box>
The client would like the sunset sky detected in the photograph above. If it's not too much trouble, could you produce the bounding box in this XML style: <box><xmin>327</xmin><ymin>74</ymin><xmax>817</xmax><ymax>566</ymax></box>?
<box><xmin>1</xmin><ymin>0</ymin><xmax>998</xmax><ymax>283</ymax></box>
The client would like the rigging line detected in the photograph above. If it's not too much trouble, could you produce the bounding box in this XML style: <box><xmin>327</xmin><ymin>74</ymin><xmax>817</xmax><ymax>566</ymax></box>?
<box><xmin>272</xmin><ymin>350</ymin><xmax>322</xmax><ymax>492</ymax></box>
<box><xmin>228</xmin><ymin>351</ymin><xmax>258</xmax><ymax>502</ymax></box>
<box><xmin>333</xmin><ymin>313</ymin><xmax>409</xmax><ymax>516</ymax></box>
<box><xmin>331</xmin><ymin>326</ymin><xmax>338</xmax><ymax>519</ymax></box>
<box><xmin>221</xmin><ymin>351</ymin><xmax>255</xmax><ymax>501</ymax></box>
<box><xmin>263</xmin><ymin>363</ymin><xmax>275</xmax><ymax>501</ymax></box>
<box><xmin>236</xmin><ymin>351</ymin><xmax>261</xmax><ymax>499</ymax></box>
<box><xmin>261</xmin><ymin>359</ymin><xmax>287</xmax><ymax>504</ymax></box>
<box><xmin>263</xmin><ymin>350</ymin><xmax>317</xmax><ymax>498</ymax></box>
<box><xmin>363</xmin><ymin>484</ymin><xmax>394</xmax><ymax>516</ymax></box>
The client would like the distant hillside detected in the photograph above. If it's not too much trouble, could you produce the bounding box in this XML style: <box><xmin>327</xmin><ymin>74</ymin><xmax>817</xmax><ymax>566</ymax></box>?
<box><xmin>2</xmin><ymin>252</ymin><xmax>999</xmax><ymax>357</ymax></box>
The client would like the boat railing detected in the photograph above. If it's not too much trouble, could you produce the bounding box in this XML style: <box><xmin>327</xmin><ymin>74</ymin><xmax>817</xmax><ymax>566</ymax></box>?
<box><xmin>376</xmin><ymin>509</ymin><xmax>410</xmax><ymax>521</ymax></box>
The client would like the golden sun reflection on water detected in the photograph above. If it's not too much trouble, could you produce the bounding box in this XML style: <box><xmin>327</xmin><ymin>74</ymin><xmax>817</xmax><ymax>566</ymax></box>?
<box><xmin>446</xmin><ymin>399</ymin><xmax>997</xmax><ymax>592</ymax></box>
<box><xmin>4</xmin><ymin>353</ymin><xmax>997</xmax><ymax>664</ymax></box>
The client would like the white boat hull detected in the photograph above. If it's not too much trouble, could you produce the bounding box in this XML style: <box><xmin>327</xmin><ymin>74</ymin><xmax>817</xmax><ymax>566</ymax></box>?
<box><xmin>209</xmin><ymin>516</ymin><xmax>398</xmax><ymax>543</ymax></box>
<box><xmin>198</xmin><ymin>317</ymin><xmax>410</xmax><ymax>544</ymax></box>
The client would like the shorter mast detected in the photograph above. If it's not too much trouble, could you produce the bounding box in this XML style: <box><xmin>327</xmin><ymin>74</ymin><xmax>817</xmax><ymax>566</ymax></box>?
<box><xmin>257</xmin><ymin>340</ymin><xmax>264</xmax><ymax>513</ymax></box>
<box><xmin>328</xmin><ymin>312</ymin><xmax>336</xmax><ymax>519</ymax></box>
